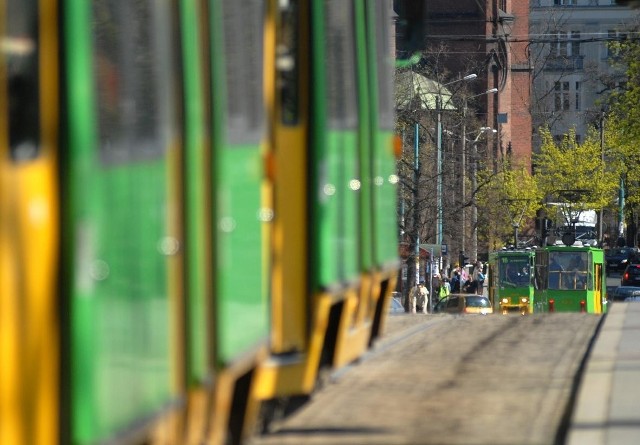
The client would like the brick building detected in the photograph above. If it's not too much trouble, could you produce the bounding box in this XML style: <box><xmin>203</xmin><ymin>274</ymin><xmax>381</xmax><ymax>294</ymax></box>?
<box><xmin>395</xmin><ymin>0</ymin><xmax>533</xmax><ymax>171</ymax></box>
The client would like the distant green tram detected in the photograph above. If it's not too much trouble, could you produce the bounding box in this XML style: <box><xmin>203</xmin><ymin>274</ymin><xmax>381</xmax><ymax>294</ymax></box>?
<box><xmin>533</xmin><ymin>245</ymin><xmax>607</xmax><ymax>313</ymax></box>
<box><xmin>488</xmin><ymin>250</ymin><xmax>535</xmax><ymax>315</ymax></box>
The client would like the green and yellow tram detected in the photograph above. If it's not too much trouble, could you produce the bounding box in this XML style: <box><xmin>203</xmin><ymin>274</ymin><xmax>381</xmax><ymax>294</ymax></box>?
<box><xmin>533</xmin><ymin>245</ymin><xmax>607</xmax><ymax>313</ymax></box>
<box><xmin>488</xmin><ymin>249</ymin><xmax>535</xmax><ymax>314</ymax></box>
<box><xmin>1</xmin><ymin>0</ymin><xmax>400</xmax><ymax>444</ymax></box>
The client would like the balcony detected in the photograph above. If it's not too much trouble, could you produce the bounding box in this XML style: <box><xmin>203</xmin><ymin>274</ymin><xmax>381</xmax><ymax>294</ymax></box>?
<box><xmin>543</xmin><ymin>55</ymin><xmax>584</xmax><ymax>72</ymax></box>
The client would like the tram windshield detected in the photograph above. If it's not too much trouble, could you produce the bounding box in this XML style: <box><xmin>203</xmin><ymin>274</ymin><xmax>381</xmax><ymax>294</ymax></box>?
<box><xmin>500</xmin><ymin>257</ymin><xmax>531</xmax><ymax>286</ymax></box>
<box><xmin>548</xmin><ymin>251</ymin><xmax>590</xmax><ymax>290</ymax></box>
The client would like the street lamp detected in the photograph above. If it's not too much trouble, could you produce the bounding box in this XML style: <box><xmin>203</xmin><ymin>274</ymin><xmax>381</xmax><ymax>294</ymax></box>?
<box><xmin>456</xmin><ymin>73</ymin><xmax>478</xmax><ymax>83</ymax></box>
<box><xmin>436</xmin><ymin>73</ymin><xmax>477</xmax><ymax>260</ymax></box>
<box><xmin>460</xmin><ymin>88</ymin><xmax>498</xmax><ymax>259</ymax></box>
<box><xmin>471</xmin><ymin>127</ymin><xmax>496</xmax><ymax>262</ymax></box>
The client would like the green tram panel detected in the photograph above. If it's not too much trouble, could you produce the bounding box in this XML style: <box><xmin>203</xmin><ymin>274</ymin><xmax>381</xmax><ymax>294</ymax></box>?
<box><xmin>310</xmin><ymin>0</ymin><xmax>360</xmax><ymax>288</ymax></box>
<box><xmin>365</xmin><ymin>0</ymin><xmax>399</xmax><ymax>269</ymax></box>
<box><xmin>65</xmin><ymin>1</ymin><xmax>178</xmax><ymax>442</ymax></box>
<box><xmin>215</xmin><ymin>0</ymin><xmax>270</xmax><ymax>364</ymax></box>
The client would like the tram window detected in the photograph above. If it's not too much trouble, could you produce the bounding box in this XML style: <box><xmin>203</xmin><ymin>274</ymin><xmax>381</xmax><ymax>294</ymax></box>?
<box><xmin>500</xmin><ymin>257</ymin><xmax>530</xmax><ymax>286</ymax></box>
<box><xmin>550</xmin><ymin>251</ymin><xmax>589</xmax><ymax>290</ymax></box>
<box><xmin>222</xmin><ymin>0</ymin><xmax>266</xmax><ymax>145</ymax></box>
<box><xmin>324</xmin><ymin>0</ymin><xmax>358</xmax><ymax>130</ymax></box>
<box><xmin>92</xmin><ymin>0</ymin><xmax>176</xmax><ymax>165</ymax></box>
<box><xmin>7</xmin><ymin>0</ymin><xmax>40</xmax><ymax>162</ymax></box>
<box><xmin>373</xmin><ymin>0</ymin><xmax>394</xmax><ymax>130</ymax></box>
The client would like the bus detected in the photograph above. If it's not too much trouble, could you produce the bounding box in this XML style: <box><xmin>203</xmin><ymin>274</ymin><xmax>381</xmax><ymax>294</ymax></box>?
<box><xmin>488</xmin><ymin>250</ymin><xmax>535</xmax><ymax>314</ymax></box>
<box><xmin>533</xmin><ymin>245</ymin><xmax>607</xmax><ymax>313</ymax></box>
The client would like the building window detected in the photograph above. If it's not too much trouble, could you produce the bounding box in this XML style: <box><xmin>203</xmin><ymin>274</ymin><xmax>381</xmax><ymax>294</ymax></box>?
<box><xmin>571</xmin><ymin>31</ymin><xmax>580</xmax><ymax>57</ymax></box>
<box><xmin>554</xmin><ymin>81</ymin><xmax>570</xmax><ymax>111</ymax></box>
<box><xmin>575</xmin><ymin>81</ymin><xmax>581</xmax><ymax>111</ymax></box>
<box><xmin>554</xmin><ymin>0</ymin><xmax>576</xmax><ymax>5</ymax></box>
<box><xmin>550</xmin><ymin>32</ymin><xmax>568</xmax><ymax>57</ymax></box>
<box><xmin>560</xmin><ymin>32</ymin><xmax>568</xmax><ymax>56</ymax></box>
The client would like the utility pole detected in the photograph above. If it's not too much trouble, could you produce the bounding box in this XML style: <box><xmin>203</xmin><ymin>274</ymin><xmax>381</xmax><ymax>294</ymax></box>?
<box><xmin>599</xmin><ymin>109</ymin><xmax>605</xmax><ymax>246</ymax></box>
<box><xmin>410</xmin><ymin>122</ymin><xmax>420</xmax><ymax>313</ymax></box>
<box><xmin>471</xmin><ymin>141</ymin><xmax>478</xmax><ymax>263</ymax></box>
<box><xmin>461</xmin><ymin>101</ymin><xmax>466</xmax><ymax>257</ymax></box>
<box><xmin>436</xmin><ymin>95</ymin><xmax>443</xmax><ymax>250</ymax></box>
<box><xmin>469</xmin><ymin>126</ymin><xmax>495</xmax><ymax>261</ymax></box>
<box><xmin>435</xmin><ymin>73</ymin><xmax>477</xmax><ymax>269</ymax></box>
<box><xmin>461</xmin><ymin>89</ymin><xmax>496</xmax><ymax>260</ymax></box>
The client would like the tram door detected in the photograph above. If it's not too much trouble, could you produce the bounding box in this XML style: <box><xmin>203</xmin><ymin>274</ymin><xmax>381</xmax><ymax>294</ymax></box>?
<box><xmin>594</xmin><ymin>263</ymin><xmax>603</xmax><ymax>313</ymax></box>
<box><xmin>487</xmin><ymin>261</ymin><xmax>496</xmax><ymax>307</ymax></box>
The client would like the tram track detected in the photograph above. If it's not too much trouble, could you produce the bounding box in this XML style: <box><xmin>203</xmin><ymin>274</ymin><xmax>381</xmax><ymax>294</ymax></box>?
<box><xmin>250</xmin><ymin>313</ymin><xmax>603</xmax><ymax>445</ymax></box>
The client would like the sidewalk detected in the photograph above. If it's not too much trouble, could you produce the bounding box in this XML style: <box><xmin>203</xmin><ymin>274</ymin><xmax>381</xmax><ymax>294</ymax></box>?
<box><xmin>567</xmin><ymin>302</ymin><xmax>640</xmax><ymax>444</ymax></box>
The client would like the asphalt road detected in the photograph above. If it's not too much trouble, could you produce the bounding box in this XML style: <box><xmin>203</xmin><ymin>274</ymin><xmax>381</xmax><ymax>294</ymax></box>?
<box><xmin>249</xmin><ymin>312</ymin><xmax>602</xmax><ymax>445</ymax></box>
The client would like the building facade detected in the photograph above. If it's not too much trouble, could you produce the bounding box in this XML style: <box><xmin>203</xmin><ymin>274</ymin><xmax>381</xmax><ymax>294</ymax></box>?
<box><xmin>394</xmin><ymin>1</ymin><xmax>533</xmax><ymax>261</ymax></box>
<box><xmin>395</xmin><ymin>0</ymin><xmax>532</xmax><ymax>171</ymax></box>
<box><xmin>530</xmin><ymin>0</ymin><xmax>638</xmax><ymax>146</ymax></box>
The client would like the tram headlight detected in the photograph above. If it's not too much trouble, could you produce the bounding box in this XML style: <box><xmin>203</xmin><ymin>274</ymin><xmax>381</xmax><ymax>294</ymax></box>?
<box><xmin>501</xmin><ymin>298</ymin><xmax>509</xmax><ymax>304</ymax></box>
<box><xmin>521</xmin><ymin>297</ymin><xmax>529</xmax><ymax>304</ymax></box>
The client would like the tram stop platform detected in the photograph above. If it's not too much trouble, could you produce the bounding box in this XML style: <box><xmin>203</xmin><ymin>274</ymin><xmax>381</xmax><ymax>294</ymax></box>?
<box><xmin>567</xmin><ymin>301</ymin><xmax>640</xmax><ymax>444</ymax></box>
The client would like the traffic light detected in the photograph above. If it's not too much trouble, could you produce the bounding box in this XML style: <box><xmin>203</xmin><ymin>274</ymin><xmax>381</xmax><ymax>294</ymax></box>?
<box><xmin>459</xmin><ymin>251</ymin><xmax>470</xmax><ymax>267</ymax></box>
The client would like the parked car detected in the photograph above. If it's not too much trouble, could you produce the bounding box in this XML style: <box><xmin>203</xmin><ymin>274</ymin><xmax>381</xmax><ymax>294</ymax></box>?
<box><xmin>436</xmin><ymin>294</ymin><xmax>493</xmax><ymax>315</ymax></box>
<box><xmin>606</xmin><ymin>247</ymin><xmax>639</xmax><ymax>273</ymax></box>
<box><xmin>621</xmin><ymin>264</ymin><xmax>640</xmax><ymax>286</ymax></box>
<box><xmin>610</xmin><ymin>286</ymin><xmax>640</xmax><ymax>302</ymax></box>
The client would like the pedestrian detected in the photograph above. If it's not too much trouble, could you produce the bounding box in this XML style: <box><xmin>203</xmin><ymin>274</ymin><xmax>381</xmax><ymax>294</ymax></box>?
<box><xmin>417</xmin><ymin>280</ymin><xmax>429</xmax><ymax>314</ymax></box>
<box><xmin>439</xmin><ymin>276</ymin><xmax>451</xmax><ymax>299</ymax></box>
<box><xmin>473</xmin><ymin>261</ymin><xmax>485</xmax><ymax>295</ymax></box>
<box><xmin>460</xmin><ymin>266</ymin><xmax>470</xmax><ymax>292</ymax></box>
<box><xmin>451</xmin><ymin>270</ymin><xmax>461</xmax><ymax>293</ymax></box>
<box><xmin>408</xmin><ymin>285</ymin><xmax>418</xmax><ymax>313</ymax></box>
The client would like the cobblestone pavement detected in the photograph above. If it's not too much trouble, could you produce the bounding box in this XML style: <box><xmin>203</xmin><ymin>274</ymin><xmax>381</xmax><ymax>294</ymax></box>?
<box><xmin>249</xmin><ymin>313</ymin><xmax>603</xmax><ymax>445</ymax></box>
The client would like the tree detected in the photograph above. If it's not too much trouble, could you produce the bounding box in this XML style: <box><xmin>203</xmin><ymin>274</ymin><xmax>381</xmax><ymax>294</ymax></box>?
<box><xmin>605</xmin><ymin>114</ymin><xmax>640</xmax><ymax>209</ymax></box>
<box><xmin>533</xmin><ymin>127</ymin><xmax>619</xmax><ymax>232</ymax></box>
<box><xmin>395</xmin><ymin>45</ymin><xmax>484</xmax><ymax>278</ymax></box>
<box><xmin>606</xmin><ymin>35</ymin><xmax>640</xmax><ymax>244</ymax></box>
<box><xmin>477</xmin><ymin>160</ymin><xmax>542</xmax><ymax>250</ymax></box>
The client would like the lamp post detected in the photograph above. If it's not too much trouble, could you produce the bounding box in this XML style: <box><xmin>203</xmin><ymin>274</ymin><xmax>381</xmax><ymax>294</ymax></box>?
<box><xmin>471</xmin><ymin>127</ymin><xmax>496</xmax><ymax>262</ymax></box>
<box><xmin>461</xmin><ymin>88</ymin><xmax>498</xmax><ymax>258</ymax></box>
<box><xmin>413</xmin><ymin>122</ymin><xmax>420</xmax><ymax>310</ymax></box>
<box><xmin>599</xmin><ymin>109</ymin><xmax>605</xmax><ymax>246</ymax></box>
<box><xmin>436</xmin><ymin>73</ymin><xmax>477</xmax><ymax>255</ymax></box>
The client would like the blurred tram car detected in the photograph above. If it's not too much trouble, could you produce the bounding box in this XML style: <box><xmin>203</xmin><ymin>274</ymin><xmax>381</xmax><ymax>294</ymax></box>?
<box><xmin>0</xmin><ymin>0</ymin><xmax>399</xmax><ymax>444</ymax></box>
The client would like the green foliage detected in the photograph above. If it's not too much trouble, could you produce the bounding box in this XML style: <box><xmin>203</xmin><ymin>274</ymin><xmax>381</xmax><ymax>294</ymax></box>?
<box><xmin>477</xmin><ymin>161</ymin><xmax>542</xmax><ymax>247</ymax></box>
<box><xmin>607</xmin><ymin>38</ymin><xmax>640</xmax><ymax>209</ymax></box>
<box><xmin>608</xmin><ymin>38</ymin><xmax>640</xmax><ymax>142</ymax></box>
<box><xmin>533</xmin><ymin>127</ymin><xmax>617</xmax><ymax>211</ymax></box>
